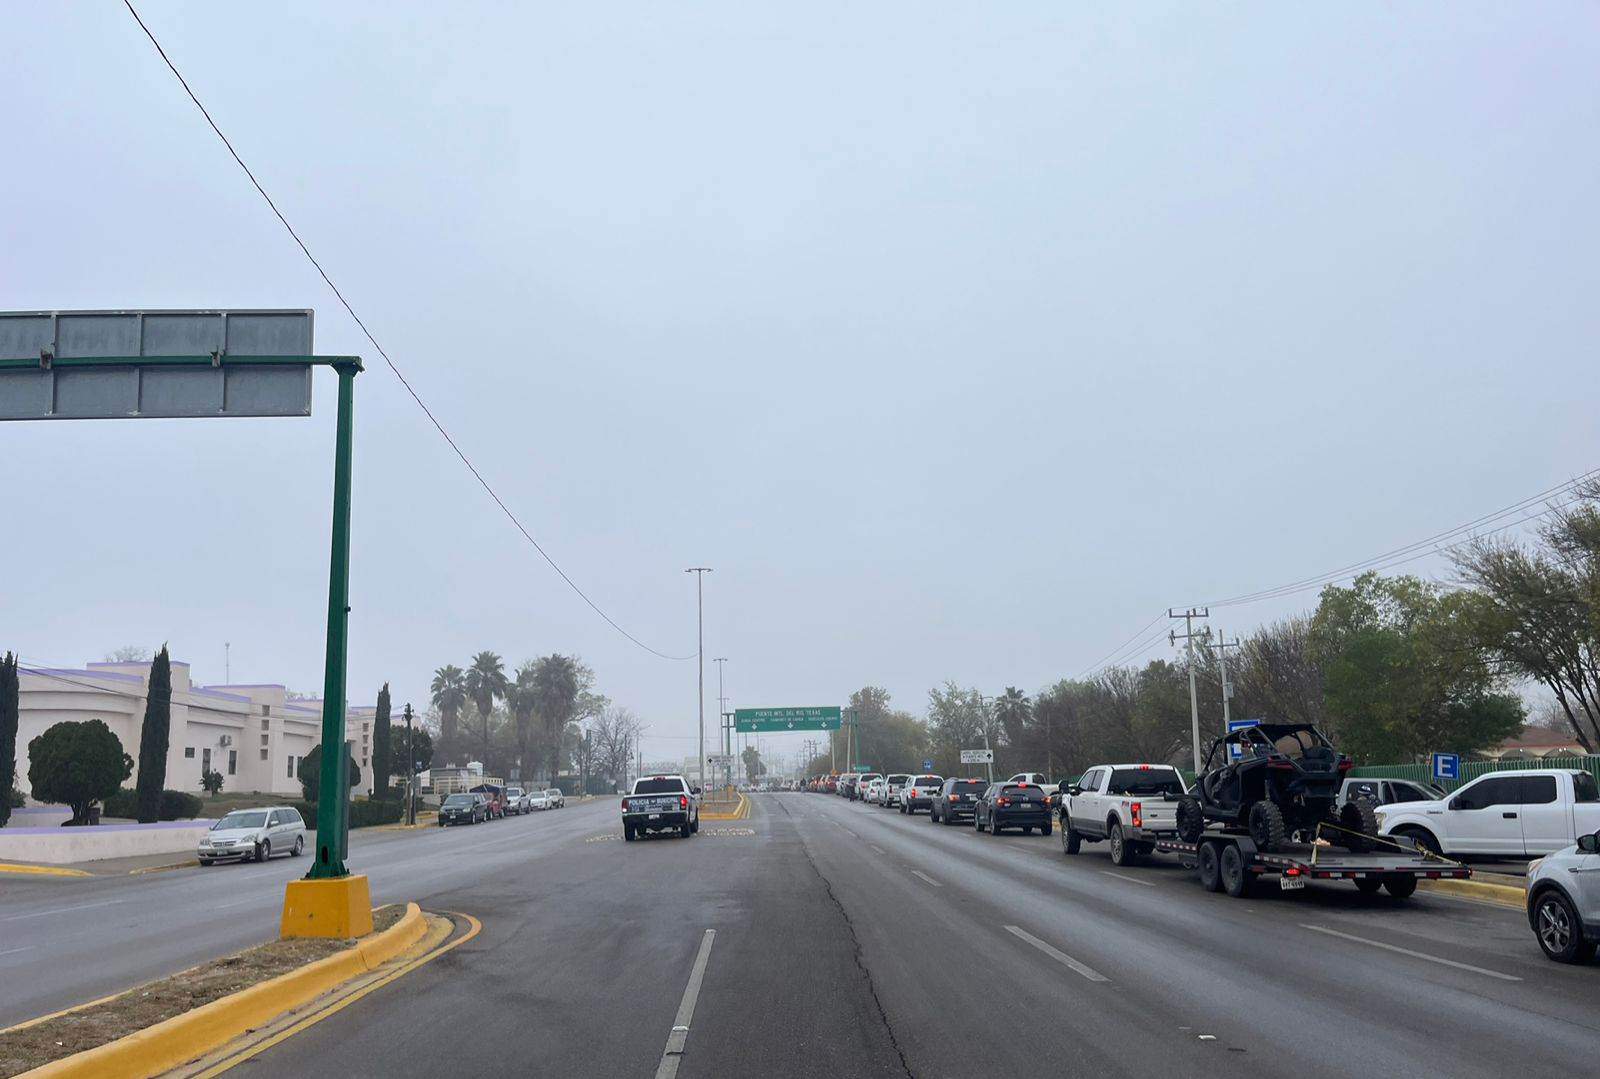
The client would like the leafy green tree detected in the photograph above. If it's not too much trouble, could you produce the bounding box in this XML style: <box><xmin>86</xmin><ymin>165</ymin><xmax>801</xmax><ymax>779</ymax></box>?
<box><xmin>0</xmin><ymin>652</ymin><xmax>18</xmax><ymax>828</ymax></box>
<box><xmin>925</xmin><ymin>683</ymin><xmax>985</xmax><ymax>775</ymax></box>
<box><xmin>297</xmin><ymin>744</ymin><xmax>362</xmax><ymax>804</ymax></box>
<box><xmin>201</xmin><ymin>768</ymin><xmax>224</xmax><ymax>795</ymax></box>
<box><xmin>741</xmin><ymin>744</ymin><xmax>766</xmax><ymax>780</ymax></box>
<box><xmin>1453</xmin><ymin>486</ymin><xmax>1600</xmax><ymax>751</ymax></box>
<box><xmin>391</xmin><ymin>726</ymin><xmax>434</xmax><ymax>777</ymax></box>
<box><xmin>506</xmin><ymin>662</ymin><xmax>539</xmax><ymax>781</ymax></box>
<box><xmin>1309</xmin><ymin>572</ymin><xmax>1523</xmax><ymax>761</ymax></box>
<box><xmin>28</xmin><ymin>719</ymin><xmax>133</xmax><ymax>825</ymax></box>
<box><xmin>464</xmin><ymin>652</ymin><xmax>509</xmax><ymax>763</ymax></box>
<box><xmin>371</xmin><ymin>684</ymin><xmax>393</xmax><ymax>800</ymax></box>
<box><xmin>134</xmin><ymin>646</ymin><xmax>172</xmax><ymax>823</ymax></box>
<box><xmin>429</xmin><ymin>665</ymin><xmax>467</xmax><ymax>763</ymax></box>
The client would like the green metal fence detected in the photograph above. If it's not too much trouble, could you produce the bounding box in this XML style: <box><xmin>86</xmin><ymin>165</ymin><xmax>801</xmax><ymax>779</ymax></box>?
<box><xmin>1349</xmin><ymin>755</ymin><xmax>1600</xmax><ymax>792</ymax></box>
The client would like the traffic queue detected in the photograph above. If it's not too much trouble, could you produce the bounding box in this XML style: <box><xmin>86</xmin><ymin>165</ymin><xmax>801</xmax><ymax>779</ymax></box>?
<box><xmin>801</xmin><ymin>754</ymin><xmax>1600</xmax><ymax>967</ymax></box>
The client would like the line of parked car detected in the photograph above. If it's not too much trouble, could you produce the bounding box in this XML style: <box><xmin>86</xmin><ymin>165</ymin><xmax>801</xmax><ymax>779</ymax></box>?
<box><xmin>439</xmin><ymin>784</ymin><xmax>567</xmax><ymax>825</ymax></box>
<box><xmin>803</xmin><ymin>752</ymin><xmax>1600</xmax><ymax>965</ymax></box>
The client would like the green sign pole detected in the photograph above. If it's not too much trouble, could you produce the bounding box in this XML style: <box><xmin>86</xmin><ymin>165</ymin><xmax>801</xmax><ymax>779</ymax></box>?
<box><xmin>307</xmin><ymin>361</ymin><xmax>359</xmax><ymax>879</ymax></box>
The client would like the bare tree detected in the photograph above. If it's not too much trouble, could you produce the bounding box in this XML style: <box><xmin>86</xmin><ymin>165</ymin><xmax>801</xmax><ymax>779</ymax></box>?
<box><xmin>103</xmin><ymin>645</ymin><xmax>151</xmax><ymax>663</ymax></box>
<box><xmin>592</xmin><ymin>705</ymin><xmax>644</xmax><ymax>789</ymax></box>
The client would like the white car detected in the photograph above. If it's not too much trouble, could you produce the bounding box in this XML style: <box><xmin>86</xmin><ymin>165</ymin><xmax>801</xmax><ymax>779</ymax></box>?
<box><xmin>504</xmin><ymin>787</ymin><xmax>530</xmax><ymax>815</ymax></box>
<box><xmin>198</xmin><ymin>806</ymin><xmax>306</xmax><ymax>865</ymax></box>
<box><xmin>881</xmin><ymin>774</ymin><xmax>912</xmax><ymax>807</ymax></box>
<box><xmin>1377</xmin><ymin>769</ymin><xmax>1600</xmax><ymax>857</ymax></box>
<box><xmin>547</xmin><ymin>788</ymin><xmax>566</xmax><ymax>809</ymax></box>
<box><xmin>863</xmin><ymin>777</ymin><xmax>888</xmax><ymax>805</ymax></box>
<box><xmin>1526</xmin><ymin>827</ymin><xmax>1600</xmax><ymax>963</ymax></box>
<box><xmin>527</xmin><ymin>789</ymin><xmax>552</xmax><ymax>810</ymax></box>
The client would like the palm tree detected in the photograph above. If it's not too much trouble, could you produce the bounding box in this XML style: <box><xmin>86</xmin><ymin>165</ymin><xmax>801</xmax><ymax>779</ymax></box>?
<box><xmin>531</xmin><ymin>654</ymin><xmax>581</xmax><ymax>784</ymax></box>
<box><xmin>995</xmin><ymin>686</ymin><xmax>1032</xmax><ymax>745</ymax></box>
<box><xmin>464</xmin><ymin>651</ymin><xmax>509</xmax><ymax>764</ymax></box>
<box><xmin>505</xmin><ymin>661</ymin><xmax>539</xmax><ymax>782</ymax></box>
<box><xmin>430</xmin><ymin>665</ymin><xmax>467</xmax><ymax>763</ymax></box>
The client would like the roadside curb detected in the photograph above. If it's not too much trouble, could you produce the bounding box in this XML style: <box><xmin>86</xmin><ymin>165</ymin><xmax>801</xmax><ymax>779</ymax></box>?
<box><xmin>18</xmin><ymin>902</ymin><xmax>428</xmax><ymax>1079</ymax></box>
<box><xmin>1418</xmin><ymin>876</ymin><xmax>1525</xmax><ymax>910</ymax></box>
<box><xmin>128</xmin><ymin>859</ymin><xmax>199</xmax><ymax>876</ymax></box>
<box><xmin>701</xmin><ymin>793</ymin><xmax>750</xmax><ymax>821</ymax></box>
<box><xmin>0</xmin><ymin>863</ymin><xmax>92</xmax><ymax>878</ymax></box>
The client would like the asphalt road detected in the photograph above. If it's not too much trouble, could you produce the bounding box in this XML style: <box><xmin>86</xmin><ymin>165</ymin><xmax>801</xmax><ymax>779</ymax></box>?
<box><xmin>4</xmin><ymin>793</ymin><xmax>1597</xmax><ymax>1077</ymax></box>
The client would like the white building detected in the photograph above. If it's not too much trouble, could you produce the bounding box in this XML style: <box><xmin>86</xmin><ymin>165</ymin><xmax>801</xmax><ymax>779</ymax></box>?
<box><xmin>14</xmin><ymin>659</ymin><xmax>381</xmax><ymax>800</ymax></box>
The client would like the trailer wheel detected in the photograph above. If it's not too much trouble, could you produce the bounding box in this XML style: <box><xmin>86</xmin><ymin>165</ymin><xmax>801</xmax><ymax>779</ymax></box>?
<box><xmin>1176</xmin><ymin>796</ymin><xmax>1205</xmax><ymax>844</ymax></box>
<box><xmin>1198</xmin><ymin>841</ymin><xmax>1223</xmax><ymax>892</ymax></box>
<box><xmin>1382</xmin><ymin>874</ymin><xmax>1418</xmax><ymax>899</ymax></box>
<box><xmin>1354</xmin><ymin>876</ymin><xmax>1383</xmax><ymax>895</ymax></box>
<box><xmin>1220</xmin><ymin>844</ymin><xmax>1253</xmax><ymax>898</ymax></box>
<box><xmin>1336</xmin><ymin>799</ymin><xmax>1378</xmax><ymax>853</ymax></box>
<box><xmin>1247</xmin><ymin>801</ymin><xmax>1286</xmax><ymax>853</ymax></box>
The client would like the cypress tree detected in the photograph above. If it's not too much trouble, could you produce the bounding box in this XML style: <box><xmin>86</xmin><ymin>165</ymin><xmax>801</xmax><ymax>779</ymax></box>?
<box><xmin>0</xmin><ymin>652</ymin><xmax>19</xmax><ymax>828</ymax></box>
<box><xmin>134</xmin><ymin>646</ymin><xmax>172</xmax><ymax>823</ymax></box>
<box><xmin>372</xmin><ymin>683</ymin><xmax>393</xmax><ymax>802</ymax></box>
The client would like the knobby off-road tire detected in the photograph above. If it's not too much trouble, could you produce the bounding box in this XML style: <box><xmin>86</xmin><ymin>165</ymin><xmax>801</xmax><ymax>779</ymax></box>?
<box><xmin>1247</xmin><ymin>801</ymin><xmax>1286</xmax><ymax>853</ymax></box>
<box><xmin>1176</xmin><ymin>795</ymin><xmax>1205</xmax><ymax>844</ymax></box>
<box><xmin>1337</xmin><ymin>799</ymin><xmax>1379</xmax><ymax>853</ymax></box>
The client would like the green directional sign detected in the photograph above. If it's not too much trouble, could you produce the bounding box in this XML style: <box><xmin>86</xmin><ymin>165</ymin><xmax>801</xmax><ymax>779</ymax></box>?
<box><xmin>735</xmin><ymin>706</ymin><xmax>841</xmax><ymax>732</ymax></box>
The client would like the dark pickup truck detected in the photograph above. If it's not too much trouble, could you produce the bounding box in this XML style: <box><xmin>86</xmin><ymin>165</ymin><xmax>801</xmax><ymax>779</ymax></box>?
<box><xmin>623</xmin><ymin>775</ymin><xmax>701</xmax><ymax>840</ymax></box>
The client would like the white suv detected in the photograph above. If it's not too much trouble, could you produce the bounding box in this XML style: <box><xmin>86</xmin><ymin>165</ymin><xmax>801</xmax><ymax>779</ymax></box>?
<box><xmin>881</xmin><ymin>774</ymin><xmax>912</xmax><ymax>807</ymax></box>
<box><xmin>1527</xmin><ymin>828</ymin><xmax>1600</xmax><ymax>963</ymax></box>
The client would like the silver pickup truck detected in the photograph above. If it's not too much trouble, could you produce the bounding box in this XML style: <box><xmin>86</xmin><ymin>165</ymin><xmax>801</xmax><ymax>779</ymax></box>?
<box><xmin>622</xmin><ymin>775</ymin><xmax>701</xmax><ymax>841</ymax></box>
<box><xmin>1060</xmin><ymin>763</ymin><xmax>1188</xmax><ymax>866</ymax></box>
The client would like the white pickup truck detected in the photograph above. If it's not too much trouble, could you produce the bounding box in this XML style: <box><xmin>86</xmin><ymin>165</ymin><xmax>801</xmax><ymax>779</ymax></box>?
<box><xmin>1376</xmin><ymin>768</ymin><xmax>1600</xmax><ymax>858</ymax></box>
<box><xmin>1060</xmin><ymin>764</ymin><xmax>1189</xmax><ymax>866</ymax></box>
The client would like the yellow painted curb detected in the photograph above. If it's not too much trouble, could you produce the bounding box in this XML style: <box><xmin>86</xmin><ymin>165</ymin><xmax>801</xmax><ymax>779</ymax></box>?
<box><xmin>1418</xmin><ymin>876</ymin><xmax>1526</xmax><ymax>910</ymax></box>
<box><xmin>128</xmin><ymin>860</ymin><xmax>199</xmax><ymax>876</ymax></box>
<box><xmin>0</xmin><ymin>863</ymin><xmax>92</xmax><ymax>878</ymax></box>
<box><xmin>18</xmin><ymin>902</ymin><xmax>428</xmax><ymax>1079</ymax></box>
<box><xmin>701</xmin><ymin>792</ymin><xmax>750</xmax><ymax>821</ymax></box>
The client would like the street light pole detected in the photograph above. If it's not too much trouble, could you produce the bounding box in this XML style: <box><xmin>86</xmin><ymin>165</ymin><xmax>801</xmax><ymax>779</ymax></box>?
<box><xmin>685</xmin><ymin>568</ymin><xmax>712</xmax><ymax>790</ymax></box>
<box><xmin>978</xmin><ymin>694</ymin><xmax>995</xmax><ymax>783</ymax></box>
<box><xmin>403</xmin><ymin>703</ymin><xmax>416</xmax><ymax>826</ymax></box>
<box><xmin>713</xmin><ymin>656</ymin><xmax>729</xmax><ymax>791</ymax></box>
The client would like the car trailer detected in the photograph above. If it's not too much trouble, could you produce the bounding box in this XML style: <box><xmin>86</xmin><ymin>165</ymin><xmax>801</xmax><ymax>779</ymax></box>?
<box><xmin>1154</xmin><ymin>829</ymin><xmax>1472</xmax><ymax>899</ymax></box>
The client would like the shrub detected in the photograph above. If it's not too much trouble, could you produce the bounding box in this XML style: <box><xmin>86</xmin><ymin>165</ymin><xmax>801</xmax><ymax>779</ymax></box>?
<box><xmin>293</xmin><ymin>797</ymin><xmax>402</xmax><ymax>830</ymax></box>
<box><xmin>103</xmin><ymin>788</ymin><xmax>202</xmax><ymax>821</ymax></box>
<box><xmin>297</xmin><ymin>745</ymin><xmax>362</xmax><ymax>803</ymax></box>
<box><xmin>28</xmin><ymin>719</ymin><xmax>132</xmax><ymax>825</ymax></box>
<box><xmin>8</xmin><ymin>786</ymin><xmax>23</xmax><ymax>809</ymax></box>
<box><xmin>201</xmin><ymin>768</ymin><xmax>224</xmax><ymax>795</ymax></box>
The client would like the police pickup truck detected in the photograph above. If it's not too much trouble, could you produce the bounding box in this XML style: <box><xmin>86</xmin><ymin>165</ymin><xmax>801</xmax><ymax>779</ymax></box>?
<box><xmin>622</xmin><ymin>775</ymin><xmax>701</xmax><ymax>840</ymax></box>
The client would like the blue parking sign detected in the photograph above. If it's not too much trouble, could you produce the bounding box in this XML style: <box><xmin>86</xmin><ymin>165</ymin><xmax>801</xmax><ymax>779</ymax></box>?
<box><xmin>1431</xmin><ymin>752</ymin><xmax>1461</xmax><ymax>782</ymax></box>
<box><xmin>1227</xmin><ymin>718</ymin><xmax>1261</xmax><ymax>761</ymax></box>
<box><xmin>923</xmin><ymin>759</ymin><xmax>934</xmax><ymax>772</ymax></box>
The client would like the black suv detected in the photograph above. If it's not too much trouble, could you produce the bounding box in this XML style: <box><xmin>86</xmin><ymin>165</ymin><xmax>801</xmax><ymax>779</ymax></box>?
<box><xmin>930</xmin><ymin>778</ymin><xmax>988</xmax><ymax>825</ymax></box>
<box><xmin>975</xmin><ymin>782</ymin><xmax>1052</xmax><ymax>835</ymax></box>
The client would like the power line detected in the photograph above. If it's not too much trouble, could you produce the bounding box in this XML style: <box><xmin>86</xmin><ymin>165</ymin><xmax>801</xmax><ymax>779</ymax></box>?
<box><xmin>1199</xmin><ymin>467</ymin><xmax>1599</xmax><ymax>610</ymax></box>
<box><xmin>121</xmin><ymin>1</ymin><xmax>693</xmax><ymax>663</ymax></box>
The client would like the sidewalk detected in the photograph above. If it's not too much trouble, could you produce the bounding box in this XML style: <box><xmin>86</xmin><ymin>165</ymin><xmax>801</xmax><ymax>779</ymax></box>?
<box><xmin>0</xmin><ymin>850</ymin><xmax>200</xmax><ymax>877</ymax></box>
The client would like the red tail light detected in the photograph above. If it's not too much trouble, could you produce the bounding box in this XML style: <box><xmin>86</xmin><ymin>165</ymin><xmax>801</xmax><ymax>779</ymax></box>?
<box><xmin>998</xmin><ymin>797</ymin><xmax>1012</xmax><ymax>807</ymax></box>
<box><xmin>1130</xmin><ymin>802</ymin><xmax>1142</xmax><ymax>828</ymax></box>
<box><xmin>621</xmin><ymin>798</ymin><xmax>629</xmax><ymax>811</ymax></box>
<box><xmin>680</xmin><ymin>795</ymin><xmax>689</xmax><ymax>809</ymax></box>
<box><xmin>948</xmin><ymin>794</ymin><xmax>959</xmax><ymax>801</ymax></box>
<box><xmin>1285</xmin><ymin>866</ymin><xmax>1302</xmax><ymax>877</ymax></box>
<box><xmin>1336</xmin><ymin>759</ymin><xmax>1353</xmax><ymax>772</ymax></box>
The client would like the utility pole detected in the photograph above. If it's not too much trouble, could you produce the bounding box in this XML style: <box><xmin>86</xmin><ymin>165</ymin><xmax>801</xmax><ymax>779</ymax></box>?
<box><xmin>1169</xmin><ymin>607</ymin><xmax>1210</xmax><ymax>773</ymax></box>
<box><xmin>1215</xmin><ymin>628</ymin><xmax>1241</xmax><ymax>738</ymax></box>
<box><xmin>224</xmin><ymin>641</ymin><xmax>230</xmax><ymax>684</ymax></box>
<box><xmin>403</xmin><ymin>703</ymin><xmax>416</xmax><ymax>825</ymax></box>
<box><xmin>713</xmin><ymin>657</ymin><xmax>729</xmax><ymax>792</ymax></box>
<box><xmin>685</xmin><ymin>567</ymin><xmax>712</xmax><ymax>790</ymax></box>
<box><xmin>977</xmin><ymin>694</ymin><xmax>994</xmax><ymax>783</ymax></box>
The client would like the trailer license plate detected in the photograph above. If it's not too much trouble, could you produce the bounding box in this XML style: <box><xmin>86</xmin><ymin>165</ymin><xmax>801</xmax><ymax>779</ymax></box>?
<box><xmin>1280</xmin><ymin>876</ymin><xmax>1305</xmax><ymax>891</ymax></box>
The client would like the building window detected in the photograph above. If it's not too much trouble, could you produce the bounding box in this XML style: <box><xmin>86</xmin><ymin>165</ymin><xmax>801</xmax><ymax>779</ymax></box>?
<box><xmin>261</xmin><ymin>734</ymin><xmax>270</xmax><ymax>746</ymax></box>
<box><xmin>261</xmin><ymin>705</ymin><xmax>271</xmax><ymax>716</ymax></box>
<box><xmin>202</xmin><ymin>748</ymin><xmax>212</xmax><ymax>772</ymax></box>
<box><xmin>287</xmin><ymin>755</ymin><xmax>297</xmax><ymax>779</ymax></box>
<box><xmin>184</xmin><ymin>747</ymin><xmax>195</xmax><ymax>759</ymax></box>
<box><xmin>260</xmin><ymin>748</ymin><xmax>269</xmax><ymax>761</ymax></box>
<box><xmin>261</xmin><ymin>718</ymin><xmax>270</xmax><ymax>729</ymax></box>
<box><xmin>228</xmin><ymin>750</ymin><xmax>237</xmax><ymax>776</ymax></box>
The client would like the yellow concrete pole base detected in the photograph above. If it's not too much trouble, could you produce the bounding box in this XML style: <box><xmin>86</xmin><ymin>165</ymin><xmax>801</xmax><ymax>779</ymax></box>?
<box><xmin>280</xmin><ymin>874</ymin><xmax>374</xmax><ymax>939</ymax></box>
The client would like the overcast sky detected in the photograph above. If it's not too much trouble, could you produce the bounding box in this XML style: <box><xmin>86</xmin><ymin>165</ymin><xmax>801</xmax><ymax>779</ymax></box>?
<box><xmin>3</xmin><ymin>3</ymin><xmax>1596</xmax><ymax>767</ymax></box>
